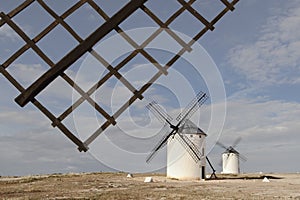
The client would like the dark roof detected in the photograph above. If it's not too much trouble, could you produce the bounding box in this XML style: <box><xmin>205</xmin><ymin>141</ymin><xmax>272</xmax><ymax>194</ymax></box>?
<box><xmin>224</xmin><ymin>146</ymin><xmax>240</xmax><ymax>154</ymax></box>
<box><xmin>178</xmin><ymin>119</ymin><xmax>207</xmax><ymax>136</ymax></box>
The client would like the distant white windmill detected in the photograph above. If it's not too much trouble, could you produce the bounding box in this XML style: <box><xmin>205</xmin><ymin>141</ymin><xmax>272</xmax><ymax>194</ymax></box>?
<box><xmin>217</xmin><ymin>138</ymin><xmax>247</xmax><ymax>174</ymax></box>
<box><xmin>146</xmin><ymin>91</ymin><xmax>217</xmax><ymax>180</ymax></box>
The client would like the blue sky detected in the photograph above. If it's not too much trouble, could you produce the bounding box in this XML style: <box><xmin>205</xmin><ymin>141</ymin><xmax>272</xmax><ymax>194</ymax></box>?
<box><xmin>0</xmin><ymin>1</ymin><xmax>300</xmax><ymax>176</ymax></box>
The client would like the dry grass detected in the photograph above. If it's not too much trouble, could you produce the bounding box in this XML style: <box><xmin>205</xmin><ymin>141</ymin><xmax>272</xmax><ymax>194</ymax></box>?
<box><xmin>0</xmin><ymin>172</ymin><xmax>300</xmax><ymax>199</ymax></box>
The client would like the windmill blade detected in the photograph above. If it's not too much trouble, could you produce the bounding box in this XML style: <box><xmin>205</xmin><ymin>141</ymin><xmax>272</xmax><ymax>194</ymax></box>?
<box><xmin>176</xmin><ymin>91</ymin><xmax>207</xmax><ymax>121</ymax></box>
<box><xmin>146</xmin><ymin>104</ymin><xmax>168</xmax><ymax>125</ymax></box>
<box><xmin>176</xmin><ymin>92</ymin><xmax>208</xmax><ymax>125</ymax></box>
<box><xmin>238</xmin><ymin>152</ymin><xmax>247</xmax><ymax>162</ymax></box>
<box><xmin>146</xmin><ymin>100</ymin><xmax>173</xmax><ymax>126</ymax></box>
<box><xmin>216</xmin><ymin>141</ymin><xmax>228</xmax><ymax>150</ymax></box>
<box><xmin>175</xmin><ymin>134</ymin><xmax>199</xmax><ymax>163</ymax></box>
<box><xmin>181</xmin><ymin>134</ymin><xmax>203</xmax><ymax>158</ymax></box>
<box><xmin>175</xmin><ymin>133</ymin><xmax>202</xmax><ymax>163</ymax></box>
<box><xmin>146</xmin><ymin>129</ymin><xmax>176</xmax><ymax>163</ymax></box>
<box><xmin>232</xmin><ymin>137</ymin><xmax>242</xmax><ymax>148</ymax></box>
<box><xmin>148</xmin><ymin>100</ymin><xmax>173</xmax><ymax>122</ymax></box>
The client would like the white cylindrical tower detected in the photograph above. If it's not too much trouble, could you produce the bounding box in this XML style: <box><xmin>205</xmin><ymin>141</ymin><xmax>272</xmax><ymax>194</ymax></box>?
<box><xmin>221</xmin><ymin>152</ymin><xmax>240</xmax><ymax>174</ymax></box>
<box><xmin>167</xmin><ymin>120</ymin><xmax>206</xmax><ymax>180</ymax></box>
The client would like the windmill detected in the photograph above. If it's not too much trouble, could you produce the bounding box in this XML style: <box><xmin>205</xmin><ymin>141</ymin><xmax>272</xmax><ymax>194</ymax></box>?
<box><xmin>217</xmin><ymin>137</ymin><xmax>247</xmax><ymax>174</ymax></box>
<box><xmin>146</xmin><ymin>91</ymin><xmax>217</xmax><ymax>180</ymax></box>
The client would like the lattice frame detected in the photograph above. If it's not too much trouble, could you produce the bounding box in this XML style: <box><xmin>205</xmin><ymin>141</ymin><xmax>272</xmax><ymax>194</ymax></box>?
<box><xmin>0</xmin><ymin>0</ymin><xmax>239</xmax><ymax>151</ymax></box>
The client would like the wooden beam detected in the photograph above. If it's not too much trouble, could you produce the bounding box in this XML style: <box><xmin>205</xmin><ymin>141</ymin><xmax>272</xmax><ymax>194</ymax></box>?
<box><xmin>0</xmin><ymin>0</ymin><xmax>34</xmax><ymax>27</ymax></box>
<box><xmin>177</xmin><ymin>0</ymin><xmax>214</xmax><ymax>31</ymax></box>
<box><xmin>140</xmin><ymin>5</ymin><xmax>192</xmax><ymax>52</ymax></box>
<box><xmin>220</xmin><ymin>0</ymin><xmax>235</xmax><ymax>11</ymax></box>
<box><xmin>14</xmin><ymin>0</ymin><xmax>148</xmax><ymax>107</ymax></box>
<box><xmin>0</xmin><ymin>65</ymin><xmax>88</xmax><ymax>151</ymax></box>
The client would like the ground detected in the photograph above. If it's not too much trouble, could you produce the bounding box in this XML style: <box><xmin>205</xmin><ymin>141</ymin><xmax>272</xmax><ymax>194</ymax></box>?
<box><xmin>0</xmin><ymin>172</ymin><xmax>300</xmax><ymax>199</ymax></box>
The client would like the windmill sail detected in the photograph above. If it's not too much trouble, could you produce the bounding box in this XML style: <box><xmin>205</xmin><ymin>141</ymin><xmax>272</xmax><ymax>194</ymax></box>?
<box><xmin>146</xmin><ymin>129</ymin><xmax>176</xmax><ymax>163</ymax></box>
<box><xmin>146</xmin><ymin>100</ymin><xmax>173</xmax><ymax>126</ymax></box>
<box><xmin>176</xmin><ymin>91</ymin><xmax>208</xmax><ymax>124</ymax></box>
<box><xmin>175</xmin><ymin>133</ymin><xmax>202</xmax><ymax>163</ymax></box>
<box><xmin>217</xmin><ymin>137</ymin><xmax>246</xmax><ymax>159</ymax></box>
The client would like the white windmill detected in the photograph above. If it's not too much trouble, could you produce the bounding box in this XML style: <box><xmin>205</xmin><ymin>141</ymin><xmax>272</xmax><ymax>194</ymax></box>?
<box><xmin>146</xmin><ymin>91</ymin><xmax>217</xmax><ymax>180</ymax></box>
<box><xmin>217</xmin><ymin>138</ymin><xmax>247</xmax><ymax>174</ymax></box>
<box><xmin>167</xmin><ymin>119</ymin><xmax>207</xmax><ymax>180</ymax></box>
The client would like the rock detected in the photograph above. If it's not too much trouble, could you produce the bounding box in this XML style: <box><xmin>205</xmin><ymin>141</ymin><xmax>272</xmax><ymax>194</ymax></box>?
<box><xmin>262</xmin><ymin>177</ymin><xmax>270</xmax><ymax>182</ymax></box>
<box><xmin>127</xmin><ymin>173</ymin><xmax>133</xmax><ymax>178</ymax></box>
<box><xmin>144</xmin><ymin>177</ymin><xmax>153</xmax><ymax>183</ymax></box>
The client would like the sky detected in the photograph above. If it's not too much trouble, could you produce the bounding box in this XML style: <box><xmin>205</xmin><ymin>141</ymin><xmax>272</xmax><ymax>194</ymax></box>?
<box><xmin>0</xmin><ymin>0</ymin><xmax>300</xmax><ymax>176</ymax></box>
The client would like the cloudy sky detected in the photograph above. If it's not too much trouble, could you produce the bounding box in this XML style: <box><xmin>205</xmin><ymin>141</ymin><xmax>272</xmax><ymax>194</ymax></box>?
<box><xmin>0</xmin><ymin>1</ymin><xmax>300</xmax><ymax>176</ymax></box>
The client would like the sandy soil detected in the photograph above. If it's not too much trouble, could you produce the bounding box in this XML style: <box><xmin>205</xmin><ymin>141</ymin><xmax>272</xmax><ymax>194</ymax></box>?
<box><xmin>0</xmin><ymin>172</ymin><xmax>299</xmax><ymax>199</ymax></box>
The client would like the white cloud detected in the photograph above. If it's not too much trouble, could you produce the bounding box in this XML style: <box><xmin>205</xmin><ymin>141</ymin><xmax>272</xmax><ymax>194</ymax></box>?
<box><xmin>8</xmin><ymin>63</ymin><xmax>46</xmax><ymax>87</ymax></box>
<box><xmin>0</xmin><ymin>101</ymin><xmax>108</xmax><ymax>176</ymax></box>
<box><xmin>227</xmin><ymin>1</ymin><xmax>300</xmax><ymax>85</ymax></box>
<box><xmin>219</xmin><ymin>98</ymin><xmax>300</xmax><ymax>147</ymax></box>
<box><xmin>6</xmin><ymin>64</ymin><xmax>79</xmax><ymax>117</ymax></box>
<box><xmin>0</xmin><ymin>109</ymin><xmax>47</xmax><ymax>127</ymax></box>
<box><xmin>0</xmin><ymin>130</ymin><xmax>104</xmax><ymax>176</ymax></box>
<box><xmin>0</xmin><ymin>24</ymin><xmax>18</xmax><ymax>41</ymax></box>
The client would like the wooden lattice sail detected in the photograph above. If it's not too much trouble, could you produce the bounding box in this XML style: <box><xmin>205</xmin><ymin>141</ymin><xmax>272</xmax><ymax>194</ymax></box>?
<box><xmin>0</xmin><ymin>0</ymin><xmax>239</xmax><ymax>151</ymax></box>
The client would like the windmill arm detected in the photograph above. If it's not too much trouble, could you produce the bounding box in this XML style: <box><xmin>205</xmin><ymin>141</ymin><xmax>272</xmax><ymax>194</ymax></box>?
<box><xmin>176</xmin><ymin>133</ymin><xmax>202</xmax><ymax>163</ymax></box>
<box><xmin>238</xmin><ymin>153</ymin><xmax>247</xmax><ymax>162</ymax></box>
<box><xmin>216</xmin><ymin>141</ymin><xmax>228</xmax><ymax>150</ymax></box>
<box><xmin>181</xmin><ymin>134</ymin><xmax>203</xmax><ymax>157</ymax></box>
<box><xmin>146</xmin><ymin>129</ymin><xmax>175</xmax><ymax>163</ymax></box>
<box><xmin>147</xmin><ymin>101</ymin><xmax>173</xmax><ymax>126</ymax></box>
<box><xmin>176</xmin><ymin>92</ymin><xmax>208</xmax><ymax>126</ymax></box>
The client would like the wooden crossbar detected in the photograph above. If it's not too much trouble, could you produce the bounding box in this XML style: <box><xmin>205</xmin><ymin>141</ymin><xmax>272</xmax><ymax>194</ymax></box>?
<box><xmin>14</xmin><ymin>0</ymin><xmax>148</xmax><ymax>107</ymax></box>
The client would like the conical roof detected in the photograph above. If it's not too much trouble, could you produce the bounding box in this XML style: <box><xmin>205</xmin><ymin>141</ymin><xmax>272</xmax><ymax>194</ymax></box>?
<box><xmin>224</xmin><ymin>146</ymin><xmax>240</xmax><ymax>154</ymax></box>
<box><xmin>178</xmin><ymin>119</ymin><xmax>206</xmax><ymax>135</ymax></box>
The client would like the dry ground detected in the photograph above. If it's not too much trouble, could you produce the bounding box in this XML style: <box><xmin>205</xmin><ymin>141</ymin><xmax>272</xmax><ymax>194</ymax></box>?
<box><xmin>0</xmin><ymin>172</ymin><xmax>300</xmax><ymax>199</ymax></box>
